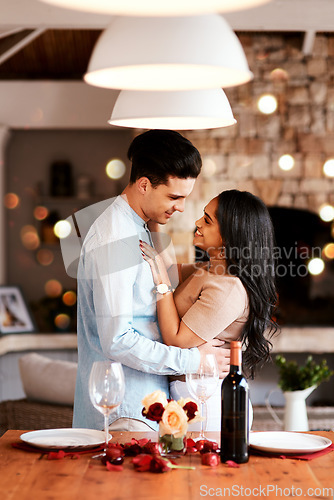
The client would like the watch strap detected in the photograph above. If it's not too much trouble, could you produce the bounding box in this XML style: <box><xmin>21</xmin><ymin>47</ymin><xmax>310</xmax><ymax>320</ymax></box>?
<box><xmin>154</xmin><ymin>284</ymin><xmax>174</xmax><ymax>295</ymax></box>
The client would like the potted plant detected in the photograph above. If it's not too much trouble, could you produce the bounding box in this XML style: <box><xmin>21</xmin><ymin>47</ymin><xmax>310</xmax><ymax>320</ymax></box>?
<box><xmin>275</xmin><ymin>355</ymin><xmax>333</xmax><ymax>392</ymax></box>
<box><xmin>267</xmin><ymin>355</ymin><xmax>333</xmax><ymax>431</ymax></box>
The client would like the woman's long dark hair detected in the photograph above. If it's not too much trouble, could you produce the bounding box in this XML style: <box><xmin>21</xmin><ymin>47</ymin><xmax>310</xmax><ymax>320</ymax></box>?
<box><xmin>216</xmin><ymin>190</ymin><xmax>278</xmax><ymax>377</ymax></box>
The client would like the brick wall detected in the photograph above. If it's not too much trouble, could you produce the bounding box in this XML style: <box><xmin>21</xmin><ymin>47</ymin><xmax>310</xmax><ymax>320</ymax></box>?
<box><xmin>166</xmin><ymin>32</ymin><xmax>334</xmax><ymax>262</ymax></box>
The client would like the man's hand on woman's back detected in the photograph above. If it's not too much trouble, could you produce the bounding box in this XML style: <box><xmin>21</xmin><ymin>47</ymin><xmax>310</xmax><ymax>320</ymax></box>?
<box><xmin>198</xmin><ymin>339</ymin><xmax>230</xmax><ymax>379</ymax></box>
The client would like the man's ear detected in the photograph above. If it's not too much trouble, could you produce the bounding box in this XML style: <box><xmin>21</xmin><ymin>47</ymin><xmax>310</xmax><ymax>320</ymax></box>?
<box><xmin>136</xmin><ymin>177</ymin><xmax>151</xmax><ymax>195</ymax></box>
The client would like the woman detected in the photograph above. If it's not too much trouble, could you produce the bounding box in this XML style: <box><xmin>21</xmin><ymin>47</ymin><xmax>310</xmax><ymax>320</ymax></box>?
<box><xmin>140</xmin><ymin>189</ymin><xmax>278</xmax><ymax>430</ymax></box>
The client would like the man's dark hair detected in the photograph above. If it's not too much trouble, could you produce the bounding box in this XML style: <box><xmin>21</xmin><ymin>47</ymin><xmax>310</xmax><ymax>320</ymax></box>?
<box><xmin>128</xmin><ymin>130</ymin><xmax>202</xmax><ymax>187</ymax></box>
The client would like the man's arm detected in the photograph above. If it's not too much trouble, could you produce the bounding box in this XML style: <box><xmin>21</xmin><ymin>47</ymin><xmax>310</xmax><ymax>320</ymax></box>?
<box><xmin>80</xmin><ymin>239</ymin><xmax>229</xmax><ymax>378</ymax></box>
<box><xmin>96</xmin><ymin>263</ymin><xmax>230</xmax><ymax>378</ymax></box>
<box><xmin>81</xmin><ymin>239</ymin><xmax>200</xmax><ymax>376</ymax></box>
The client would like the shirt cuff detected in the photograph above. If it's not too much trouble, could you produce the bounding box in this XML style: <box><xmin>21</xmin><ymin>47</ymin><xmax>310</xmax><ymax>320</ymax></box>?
<box><xmin>187</xmin><ymin>346</ymin><xmax>201</xmax><ymax>374</ymax></box>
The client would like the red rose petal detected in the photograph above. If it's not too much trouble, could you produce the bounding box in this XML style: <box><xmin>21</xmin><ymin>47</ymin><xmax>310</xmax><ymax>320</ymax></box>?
<box><xmin>138</xmin><ymin>438</ymin><xmax>150</xmax><ymax>447</ymax></box>
<box><xmin>123</xmin><ymin>443</ymin><xmax>143</xmax><ymax>456</ymax></box>
<box><xmin>201</xmin><ymin>452</ymin><xmax>220</xmax><ymax>467</ymax></box>
<box><xmin>132</xmin><ymin>454</ymin><xmax>152</xmax><ymax>472</ymax></box>
<box><xmin>200</xmin><ymin>441</ymin><xmax>219</xmax><ymax>454</ymax></box>
<box><xmin>195</xmin><ymin>440</ymin><xmax>206</xmax><ymax>452</ymax></box>
<box><xmin>186</xmin><ymin>438</ymin><xmax>196</xmax><ymax>448</ymax></box>
<box><xmin>149</xmin><ymin>456</ymin><xmax>170</xmax><ymax>473</ymax></box>
<box><xmin>107</xmin><ymin>443</ymin><xmax>124</xmax><ymax>453</ymax></box>
<box><xmin>226</xmin><ymin>460</ymin><xmax>240</xmax><ymax>468</ymax></box>
<box><xmin>47</xmin><ymin>450</ymin><xmax>66</xmax><ymax>460</ymax></box>
<box><xmin>106</xmin><ymin>462</ymin><xmax>123</xmax><ymax>472</ymax></box>
<box><xmin>106</xmin><ymin>448</ymin><xmax>123</xmax><ymax>460</ymax></box>
<box><xmin>142</xmin><ymin>441</ymin><xmax>160</xmax><ymax>455</ymax></box>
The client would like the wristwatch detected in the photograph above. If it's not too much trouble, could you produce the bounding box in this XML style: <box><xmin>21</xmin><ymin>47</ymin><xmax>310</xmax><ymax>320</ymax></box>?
<box><xmin>154</xmin><ymin>283</ymin><xmax>174</xmax><ymax>295</ymax></box>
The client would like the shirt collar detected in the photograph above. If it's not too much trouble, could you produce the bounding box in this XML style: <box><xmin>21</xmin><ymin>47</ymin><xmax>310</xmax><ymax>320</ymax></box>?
<box><xmin>117</xmin><ymin>195</ymin><xmax>148</xmax><ymax>229</ymax></box>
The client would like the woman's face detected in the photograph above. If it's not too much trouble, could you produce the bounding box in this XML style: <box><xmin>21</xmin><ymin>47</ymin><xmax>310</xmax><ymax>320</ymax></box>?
<box><xmin>193</xmin><ymin>197</ymin><xmax>224</xmax><ymax>259</ymax></box>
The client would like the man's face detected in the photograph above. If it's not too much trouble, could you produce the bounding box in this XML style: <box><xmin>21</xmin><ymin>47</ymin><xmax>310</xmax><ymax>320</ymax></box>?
<box><xmin>142</xmin><ymin>176</ymin><xmax>196</xmax><ymax>224</ymax></box>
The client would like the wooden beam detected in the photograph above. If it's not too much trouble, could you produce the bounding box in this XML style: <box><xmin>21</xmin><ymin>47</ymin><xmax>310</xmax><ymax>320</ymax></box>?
<box><xmin>0</xmin><ymin>27</ymin><xmax>25</xmax><ymax>40</ymax></box>
<box><xmin>0</xmin><ymin>28</ymin><xmax>45</xmax><ymax>66</ymax></box>
<box><xmin>302</xmin><ymin>30</ymin><xmax>316</xmax><ymax>55</ymax></box>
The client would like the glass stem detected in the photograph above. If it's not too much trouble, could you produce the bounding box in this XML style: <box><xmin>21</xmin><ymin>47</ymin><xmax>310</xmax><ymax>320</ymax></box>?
<box><xmin>104</xmin><ymin>412</ymin><xmax>110</xmax><ymax>454</ymax></box>
<box><xmin>203</xmin><ymin>400</ymin><xmax>208</xmax><ymax>433</ymax></box>
<box><xmin>199</xmin><ymin>401</ymin><xmax>205</xmax><ymax>439</ymax></box>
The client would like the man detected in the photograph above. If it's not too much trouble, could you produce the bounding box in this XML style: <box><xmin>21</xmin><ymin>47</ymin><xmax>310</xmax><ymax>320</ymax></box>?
<box><xmin>73</xmin><ymin>130</ymin><xmax>229</xmax><ymax>431</ymax></box>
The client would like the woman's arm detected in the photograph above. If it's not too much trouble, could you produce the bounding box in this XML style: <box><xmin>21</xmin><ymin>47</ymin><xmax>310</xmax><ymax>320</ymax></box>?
<box><xmin>140</xmin><ymin>240</ymin><xmax>205</xmax><ymax>348</ymax></box>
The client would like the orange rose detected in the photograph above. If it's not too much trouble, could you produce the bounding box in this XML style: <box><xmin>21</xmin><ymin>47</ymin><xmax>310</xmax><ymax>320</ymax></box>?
<box><xmin>159</xmin><ymin>401</ymin><xmax>188</xmax><ymax>438</ymax></box>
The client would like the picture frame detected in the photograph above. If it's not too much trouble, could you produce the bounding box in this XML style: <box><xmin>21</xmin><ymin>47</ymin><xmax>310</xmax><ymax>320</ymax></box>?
<box><xmin>0</xmin><ymin>286</ymin><xmax>36</xmax><ymax>334</ymax></box>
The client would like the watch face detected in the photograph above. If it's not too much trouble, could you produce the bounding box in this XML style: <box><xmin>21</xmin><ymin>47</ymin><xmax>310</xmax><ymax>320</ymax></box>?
<box><xmin>157</xmin><ymin>283</ymin><xmax>169</xmax><ymax>294</ymax></box>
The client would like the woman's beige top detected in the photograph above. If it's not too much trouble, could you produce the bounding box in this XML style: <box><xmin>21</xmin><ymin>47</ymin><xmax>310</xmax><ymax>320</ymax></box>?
<box><xmin>173</xmin><ymin>261</ymin><xmax>249</xmax><ymax>344</ymax></box>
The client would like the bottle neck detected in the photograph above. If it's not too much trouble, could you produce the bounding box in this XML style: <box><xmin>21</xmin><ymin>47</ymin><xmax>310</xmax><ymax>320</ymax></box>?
<box><xmin>229</xmin><ymin>364</ymin><xmax>242</xmax><ymax>374</ymax></box>
<box><xmin>229</xmin><ymin>341</ymin><xmax>242</xmax><ymax>374</ymax></box>
<box><xmin>230</xmin><ymin>345</ymin><xmax>242</xmax><ymax>367</ymax></box>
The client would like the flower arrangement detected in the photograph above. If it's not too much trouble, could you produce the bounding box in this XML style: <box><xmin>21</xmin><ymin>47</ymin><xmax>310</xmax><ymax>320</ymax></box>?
<box><xmin>142</xmin><ymin>390</ymin><xmax>201</xmax><ymax>454</ymax></box>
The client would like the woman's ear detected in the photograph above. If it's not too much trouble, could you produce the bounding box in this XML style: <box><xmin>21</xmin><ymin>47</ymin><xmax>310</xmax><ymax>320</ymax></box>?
<box><xmin>219</xmin><ymin>239</ymin><xmax>226</xmax><ymax>258</ymax></box>
<box><xmin>136</xmin><ymin>177</ymin><xmax>151</xmax><ymax>195</ymax></box>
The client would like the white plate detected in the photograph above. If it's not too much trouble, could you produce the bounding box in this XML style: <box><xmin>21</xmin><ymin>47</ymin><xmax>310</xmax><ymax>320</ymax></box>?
<box><xmin>249</xmin><ymin>431</ymin><xmax>332</xmax><ymax>454</ymax></box>
<box><xmin>20</xmin><ymin>428</ymin><xmax>111</xmax><ymax>450</ymax></box>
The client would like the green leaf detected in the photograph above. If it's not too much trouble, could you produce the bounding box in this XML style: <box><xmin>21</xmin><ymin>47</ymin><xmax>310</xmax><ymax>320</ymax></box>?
<box><xmin>274</xmin><ymin>355</ymin><xmax>333</xmax><ymax>391</ymax></box>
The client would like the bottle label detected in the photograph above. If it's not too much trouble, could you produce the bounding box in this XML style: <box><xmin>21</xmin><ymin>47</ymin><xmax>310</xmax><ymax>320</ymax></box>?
<box><xmin>221</xmin><ymin>413</ymin><xmax>249</xmax><ymax>463</ymax></box>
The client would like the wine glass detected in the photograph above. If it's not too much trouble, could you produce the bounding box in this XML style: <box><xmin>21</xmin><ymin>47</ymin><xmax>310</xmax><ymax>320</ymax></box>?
<box><xmin>186</xmin><ymin>353</ymin><xmax>219</xmax><ymax>441</ymax></box>
<box><xmin>89</xmin><ymin>360</ymin><xmax>125</xmax><ymax>456</ymax></box>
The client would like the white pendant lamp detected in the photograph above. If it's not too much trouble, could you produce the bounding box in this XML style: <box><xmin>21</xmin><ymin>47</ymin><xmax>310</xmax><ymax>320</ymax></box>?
<box><xmin>84</xmin><ymin>15</ymin><xmax>253</xmax><ymax>91</ymax></box>
<box><xmin>39</xmin><ymin>0</ymin><xmax>272</xmax><ymax>16</ymax></box>
<box><xmin>108</xmin><ymin>89</ymin><xmax>237</xmax><ymax>130</ymax></box>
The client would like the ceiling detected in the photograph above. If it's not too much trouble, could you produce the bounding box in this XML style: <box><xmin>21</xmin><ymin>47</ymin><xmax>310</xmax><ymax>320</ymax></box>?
<box><xmin>1</xmin><ymin>0</ymin><xmax>334</xmax><ymax>31</ymax></box>
<box><xmin>0</xmin><ymin>0</ymin><xmax>334</xmax><ymax>128</ymax></box>
<box><xmin>0</xmin><ymin>29</ymin><xmax>101</xmax><ymax>79</ymax></box>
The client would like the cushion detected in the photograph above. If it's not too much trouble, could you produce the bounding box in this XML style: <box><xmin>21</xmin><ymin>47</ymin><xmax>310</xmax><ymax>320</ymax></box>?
<box><xmin>19</xmin><ymin>353</ymin><xmax>77</xmax><ymax>406</ymax></box>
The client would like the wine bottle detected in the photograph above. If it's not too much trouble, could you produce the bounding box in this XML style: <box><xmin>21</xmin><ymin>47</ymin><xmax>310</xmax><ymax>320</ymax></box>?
<box><xmin>220</xmin><ymin>340</ymin><xmax>249</xmax><ymax>464</ymax></box>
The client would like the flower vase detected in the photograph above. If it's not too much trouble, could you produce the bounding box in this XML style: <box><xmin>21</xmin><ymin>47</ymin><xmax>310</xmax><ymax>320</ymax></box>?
<box><xmin>266</xmin><ymin>385</ymin><xmax>317</xmax><ymax>432</ymax></box>
<box><xmin>158</xmin><ymin>431</ymin><xmax>187</xmax><ymax>455</ymax></box>
<box><xmin>283</xmin><ymin>385</ymin><xmax>316</xmax><ymax>431</ymax></box>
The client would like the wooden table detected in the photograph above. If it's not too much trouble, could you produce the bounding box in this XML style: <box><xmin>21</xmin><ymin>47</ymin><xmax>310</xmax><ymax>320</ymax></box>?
<box><xmin>1</xmin><ymin>430</ymin><xmax>333</xmax><ymax>500</ymax></box>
